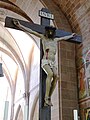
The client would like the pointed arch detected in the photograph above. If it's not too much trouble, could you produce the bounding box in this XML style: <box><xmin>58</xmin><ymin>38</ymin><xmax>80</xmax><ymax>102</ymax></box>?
<box><xmin>0</xmin><ymin>0</ymin><xmax>33</xmax><ymax>22</ymax></box>
<box><xmin>0</xmin><ymin>23</ymin><xmax>27</xmax><ymax>83</ymax></box>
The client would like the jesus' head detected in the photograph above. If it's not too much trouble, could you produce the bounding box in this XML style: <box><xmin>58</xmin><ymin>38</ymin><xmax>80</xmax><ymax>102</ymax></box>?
<box><xmin>45</xmin><ymin>26</ymin><xmax>56</xmax><ymax>39</ymax></box>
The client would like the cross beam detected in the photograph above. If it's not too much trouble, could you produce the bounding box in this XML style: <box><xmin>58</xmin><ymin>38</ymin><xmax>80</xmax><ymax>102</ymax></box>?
<box><xmin>5</xmin><ymin>18</ymin><xmax>82</xmax><ymax>44</ymax></box>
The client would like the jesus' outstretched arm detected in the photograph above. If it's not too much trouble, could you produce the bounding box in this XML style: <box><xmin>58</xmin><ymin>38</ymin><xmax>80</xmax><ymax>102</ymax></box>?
<box><xmin>55</xmin><ymin>33</ymin><xmax>76</xmax><ymax>42</ymax></box>
<box><xmin>12</xmin><ymin>19</ymin><xmax>43</xmax><ymax>38</ymax></box>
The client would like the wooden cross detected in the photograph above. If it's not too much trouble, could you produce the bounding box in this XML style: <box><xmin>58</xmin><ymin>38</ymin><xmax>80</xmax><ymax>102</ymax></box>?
<box><xmin>5</xmin><ymin>8</ymin><xmax>82</xmax><ymax>120</ymax></box>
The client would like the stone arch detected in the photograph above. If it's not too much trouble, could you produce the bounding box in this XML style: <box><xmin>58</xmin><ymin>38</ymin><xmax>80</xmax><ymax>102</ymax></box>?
<box><xmin>0</xmin><ymin>1</ymin><xmax>33</xmax><ymax>22</ymax></box>
<box><xmin>0</xmin><ymin>23</ymin><xmax>27</xmax><ymax>85</ymax></box>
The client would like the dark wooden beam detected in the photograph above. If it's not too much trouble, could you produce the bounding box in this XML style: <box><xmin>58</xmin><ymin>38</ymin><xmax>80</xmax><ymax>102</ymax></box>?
<box><xmin>5</xmin><ymin>17</ymin><xmax>82</xmax><ymax>44</ymax></box>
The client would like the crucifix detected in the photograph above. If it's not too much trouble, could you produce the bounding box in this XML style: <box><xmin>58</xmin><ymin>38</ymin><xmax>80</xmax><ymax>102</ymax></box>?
<box><xmin>5</xmin><ymin>8</ymin><xmax>82</xmax><ymax>120</ymax></box>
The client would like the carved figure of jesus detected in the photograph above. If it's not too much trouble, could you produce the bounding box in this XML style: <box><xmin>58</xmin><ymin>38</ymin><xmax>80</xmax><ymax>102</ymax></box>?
<box><xmin>13</xmin><ymin>19</ymin><xmax>75</xmax><ymax>106</ymax></box>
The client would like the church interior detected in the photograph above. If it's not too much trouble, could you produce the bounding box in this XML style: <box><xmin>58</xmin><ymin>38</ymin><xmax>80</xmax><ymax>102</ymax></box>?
<box><xmin>0</xmin><ymin>0</ymin><xmax>90</xmax><ymax>120</ymax></box>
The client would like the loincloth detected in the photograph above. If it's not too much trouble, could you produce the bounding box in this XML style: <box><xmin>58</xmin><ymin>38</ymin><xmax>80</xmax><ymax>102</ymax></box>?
<box><xmin>41</xmin><ymin>59</ymin><xmax>56</xmax><ymax>68</ymax></box>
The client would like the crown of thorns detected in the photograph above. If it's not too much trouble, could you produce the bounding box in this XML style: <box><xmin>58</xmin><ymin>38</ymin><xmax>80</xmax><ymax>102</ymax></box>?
<box><xmin>45</xmin><ymin>26</ymin><xmax>56</xmax><ymax>31</ymax></box>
